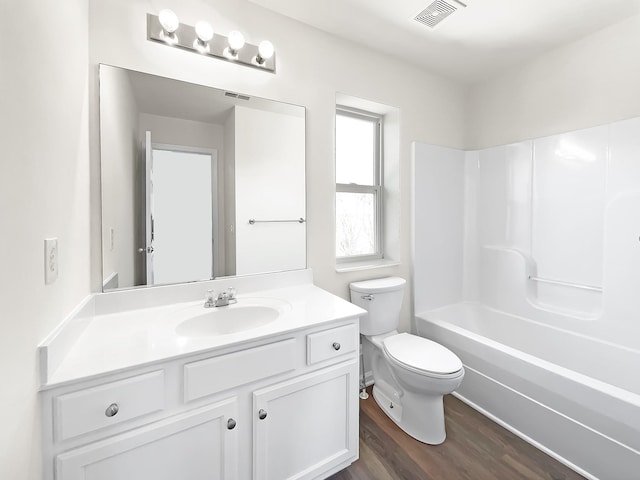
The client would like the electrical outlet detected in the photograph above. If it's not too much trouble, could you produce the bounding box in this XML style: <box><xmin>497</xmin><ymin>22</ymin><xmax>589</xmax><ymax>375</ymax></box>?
<box><xmin>44</xmin><ymin>238</ymin><xmax>58</xmax><ymax>284</ymax></box>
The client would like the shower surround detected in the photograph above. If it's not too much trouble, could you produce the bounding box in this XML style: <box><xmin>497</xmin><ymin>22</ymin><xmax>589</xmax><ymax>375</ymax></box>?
<box><xmin>412</xmin><ymin>117</ymin><xmax>640</xmax><ymax>479</ymax></box>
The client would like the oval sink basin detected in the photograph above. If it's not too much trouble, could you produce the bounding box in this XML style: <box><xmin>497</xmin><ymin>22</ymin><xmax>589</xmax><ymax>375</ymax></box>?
<box><xmin>176</xmin><ymin>298</ymin><xmax>290</xmax><ymax>337</ymax></box>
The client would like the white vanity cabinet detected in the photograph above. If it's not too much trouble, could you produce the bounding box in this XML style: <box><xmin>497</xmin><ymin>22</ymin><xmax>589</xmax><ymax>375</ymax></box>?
<box><xmin>42</xmin><ymin>318</ymin><xmax>360</xmax><ymax>480</ymax></box>
<box><xmin>55</xmin><ymin>399</ymin><xmax>239</xmax><ymax>480</ymax></box>
<box><xmin>253</xmin><ymin>361</ymin><xmax>358</xmax><ymax>480</ymax></box>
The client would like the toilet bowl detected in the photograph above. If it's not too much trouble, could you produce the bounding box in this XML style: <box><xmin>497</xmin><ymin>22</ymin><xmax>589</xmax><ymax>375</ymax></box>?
<box><xmin>350</xmin><ymin>277</ymin><xmax>464</xmax><ymax>445</ymax></box>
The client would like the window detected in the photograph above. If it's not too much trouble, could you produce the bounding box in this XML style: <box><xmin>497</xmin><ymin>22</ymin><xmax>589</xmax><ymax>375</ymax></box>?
<box><xmin>335</xmin><ymin>107</ymin><xmax>383</xmax><ymax>262</ymax></box>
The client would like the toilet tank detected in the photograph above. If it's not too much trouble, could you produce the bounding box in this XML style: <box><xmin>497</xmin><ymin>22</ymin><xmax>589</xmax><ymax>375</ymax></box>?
<box><xmin>349</xmin><ymin>277</ymin><xmax>406</xmax><ymax>335</ymax></box>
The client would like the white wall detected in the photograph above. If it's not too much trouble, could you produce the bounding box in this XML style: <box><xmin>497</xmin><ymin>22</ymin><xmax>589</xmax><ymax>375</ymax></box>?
<box><xmin>88</xmin><ymin>0</ymin><xmax>468</xmax><ymax>332</ymax></box>
<box><xmin>224</xmin><ymin>109</ymin><xmax>237</xmax><ymax>275</ymax></box>
<box><xmin>0</xmin><ymin>1</ymin><xmax>90</xmax><ymax>479</ymax></box>
<box><xmin>234</xmin><ymin>105</ymin><xmax>306</xmax><ymax>275</ymax></box>
<box><xmin>467</xmin><ymin>14</ymin><xmax>640</xmax><ymax>149</ymax></box>
<box><xmin>100</xmin><ymin>66</ymin><xmax>140</xmax><ymax>287</ymax></box>
<box><xmin>140</xmin><ymin>114</ymin><xmax>225</xmax><ymax>152</ymax></box>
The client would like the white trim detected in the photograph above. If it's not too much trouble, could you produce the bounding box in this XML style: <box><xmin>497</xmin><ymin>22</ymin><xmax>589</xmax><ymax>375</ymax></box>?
<box><xmin>335</xmin><ymin>108</ymin><xmax>384</xmax><ymax>262</ymax></box>
<box><xmin>102</xmin><ymin>271</ymin><xmax>118</xmax><ymax>290</ymax></box>
<box><xmin>336</xmin><ymin>259</ymin><xmax>400</xmax><ymax>273</ymax></box>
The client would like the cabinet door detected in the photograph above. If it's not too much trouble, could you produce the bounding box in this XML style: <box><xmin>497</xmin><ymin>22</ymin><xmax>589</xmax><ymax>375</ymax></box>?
<box><xmin>56</xmin><ymin>399</ymin><xmax>238</xmax><ymax>480</ymax></box>
<box><xmin>253</xmin><ymin>361</ymin><xmax>359</xmax><ymax>480</ymax></box>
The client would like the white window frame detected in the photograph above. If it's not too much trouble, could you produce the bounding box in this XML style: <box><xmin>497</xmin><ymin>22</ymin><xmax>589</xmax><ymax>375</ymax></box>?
<box><xmin>335</xmin><ymin>106</ymin><xmax>384</xmax><ymax>263</ymax></box>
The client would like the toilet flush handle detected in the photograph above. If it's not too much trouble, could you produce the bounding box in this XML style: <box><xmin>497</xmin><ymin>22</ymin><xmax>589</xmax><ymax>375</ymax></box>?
<box><xmin>361</xmin><ymin>294</ymin><xmax>374</xmax><ymax>301</ymax></box>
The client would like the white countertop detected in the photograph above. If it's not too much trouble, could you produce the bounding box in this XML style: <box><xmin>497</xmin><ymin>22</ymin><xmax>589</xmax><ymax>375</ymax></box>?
<box><xmin>42</xmin><ymin>281</ymin><xmax>364</xmax><ymax>388</ymax></box>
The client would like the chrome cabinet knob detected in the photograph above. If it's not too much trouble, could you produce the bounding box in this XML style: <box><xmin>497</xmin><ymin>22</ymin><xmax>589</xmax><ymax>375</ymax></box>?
<box><xmin>333</xmin><ymin>342</ymin><xmax>341</xmax><ymax>351</ymax></box>
<box><xmin>227</xmin><ymin>418</ymin><xmax>237</xmax><ymax>430</ymax></box>
<box><xmin>105</xmin><ymin>403</ymin><xmax>119</xmax><ymax>417</ymax></box>
<box><xmin>258</xmin><ymin>409</ymin><xmax>268</xmax><ymax>420</ymax></box>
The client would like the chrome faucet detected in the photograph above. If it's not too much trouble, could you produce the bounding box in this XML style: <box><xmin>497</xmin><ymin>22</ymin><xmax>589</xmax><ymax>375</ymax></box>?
<box><xmin>204</xmin><ymin>288</ymin><xmax>237</xmax><ymax>308</ymax></box>
<box><xmin>215</xmin><ymin>291</ymin><xmax>230</xmax><ymax>307</ymax></box>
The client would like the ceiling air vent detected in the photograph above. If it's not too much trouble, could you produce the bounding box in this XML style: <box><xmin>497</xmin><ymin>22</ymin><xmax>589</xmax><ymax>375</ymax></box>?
<box><xmin>414</xmin><ymin>0</ymin><xmax>462</xmax><ymax>28</ymax></box>
<box><xmin>224</xmin><ymin>91</ymin><xmax>251</xmax><ymax>101</ymax></box>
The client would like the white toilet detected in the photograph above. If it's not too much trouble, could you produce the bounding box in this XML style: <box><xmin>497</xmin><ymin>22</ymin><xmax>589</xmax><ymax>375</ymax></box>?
<box><xmin>350</xmin><ymin>277</ymin><xmax>464</xmax><ymax>445</ymax></box>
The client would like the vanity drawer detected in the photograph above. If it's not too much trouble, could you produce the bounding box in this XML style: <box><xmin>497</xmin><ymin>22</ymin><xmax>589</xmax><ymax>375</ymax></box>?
<box><xmin>54</xmin><ymin>371</ymin><xmax>165</xmax><ymax>442</ymax></box>
<box><xmin>184</xmin><ymin>339</ymin><xmax>297</xmax><ymax>402</ymax></box>
<box><xmin>307</xmin><ymin>323</ymin><xmax>358</xmax><ymax>365</ymax></box>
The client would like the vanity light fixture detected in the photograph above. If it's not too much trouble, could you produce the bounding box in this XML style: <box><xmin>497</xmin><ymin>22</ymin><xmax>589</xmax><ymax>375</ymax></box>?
<box><xmin>256</xmin><ymin>40</ymin><xmax>274</xmax><ymax>65</ymax></box>
<box><xmin>194</xmin><ymin>21</ymin><xmax>214</xmax><ymax>53</ymax></box>
<box><xmin>226</xmin><ymin>30</ymin><xmax>245</xmax><ymax>58</ymax></box>
<box><xmin>147</xmin><ymin>12</ymin><xmax>276</xmax><ymax>73</ymax></box>
<box><xmin>158</xmin><ymin>9</ymin><xmax>179</xmax><ymax>44</ymax></box>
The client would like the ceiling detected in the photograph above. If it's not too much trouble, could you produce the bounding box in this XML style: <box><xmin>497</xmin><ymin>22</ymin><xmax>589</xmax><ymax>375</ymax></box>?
<box><xmin>123</xmin><ymin>67</ymin><xmax>303</xmax><ymax>124</ymax></box>
<box><xmin>248</xmin><ymin>0</ymin><xmax>640</xmax><ymax>84</ymax></box>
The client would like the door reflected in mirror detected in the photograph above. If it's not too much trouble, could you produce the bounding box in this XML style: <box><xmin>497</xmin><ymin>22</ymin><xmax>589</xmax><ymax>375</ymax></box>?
<box><xmin>147</xmin><ymin>145</ymin><xmax>217</xmax><ymax>285</ymax></box>
<box><xmin>99</xmin><ymin>64</ymin><xmax>306</xmax><ymax>291</ymax></box>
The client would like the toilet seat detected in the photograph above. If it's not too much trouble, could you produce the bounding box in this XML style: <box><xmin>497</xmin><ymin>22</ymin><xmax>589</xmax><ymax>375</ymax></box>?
<box><xmin>383</xmin><ymin>333</ymin><xmax>463</xmax><ymax>379</ymax></box>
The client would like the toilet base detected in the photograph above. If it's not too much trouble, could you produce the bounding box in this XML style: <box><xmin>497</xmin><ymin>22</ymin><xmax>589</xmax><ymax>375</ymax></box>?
<box><xmin>372</xmin><ymin>382</ymin><xmax>403</xmax><ymax>425</ymax></box>
<box><xmin>372</xmin><ymin>383</ymin><xmax>447</xmax><ymax>445</ymax></box>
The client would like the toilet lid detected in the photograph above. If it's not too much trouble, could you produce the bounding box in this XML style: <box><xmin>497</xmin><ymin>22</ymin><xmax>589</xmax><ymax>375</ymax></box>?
<box><xmin>350</xmin><ymin>277</ymin><xmax>406</xmax><ymax>293</ymax></box>
<box><xmin>383</xmin><ymin>333</ymin><xmax>462</xmax><ymax>375</ymax></box>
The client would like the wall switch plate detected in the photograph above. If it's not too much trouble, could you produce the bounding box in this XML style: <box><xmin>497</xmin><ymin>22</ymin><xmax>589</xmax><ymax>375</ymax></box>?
<box><xmin>44</xmin><ymin>238</ymin><xmax>58</xmax><ymax>284</ymax></box>
<box><xmin>109</xmin><ymin>228</ymin><xmax>115</xmax><ymax>251</ymax></box>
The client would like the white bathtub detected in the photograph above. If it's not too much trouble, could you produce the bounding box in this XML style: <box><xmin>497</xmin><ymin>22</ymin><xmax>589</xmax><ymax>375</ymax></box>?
<box><xmin>415</xmin><ymin>302</ymin><xmax>640</xmax><ymax>480</ymax></box>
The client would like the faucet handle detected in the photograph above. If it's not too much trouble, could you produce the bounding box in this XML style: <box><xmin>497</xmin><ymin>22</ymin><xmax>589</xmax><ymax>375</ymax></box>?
<box><xmin>226</xmin><ymin>287</ymin><xmax>236</xmax><ymax>299</ymax></box>
<box><xmin>205</xmin><ymin>289</ymin><xmax>215</xmax><ymax>302</ymax></box>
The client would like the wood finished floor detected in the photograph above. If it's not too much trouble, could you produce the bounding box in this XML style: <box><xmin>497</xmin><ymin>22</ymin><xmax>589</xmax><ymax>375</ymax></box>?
<box><xmin>329</xmin><ymin>388</ymin><xmax>585</xmax><ymax>480</ymax></box>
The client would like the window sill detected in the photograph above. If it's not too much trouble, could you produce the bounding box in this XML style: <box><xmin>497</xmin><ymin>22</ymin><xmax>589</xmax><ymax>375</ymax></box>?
<box><xmin>335</xmin><ymin>259</ymin><xmax>400</xmax><ymax>273</ymax></box>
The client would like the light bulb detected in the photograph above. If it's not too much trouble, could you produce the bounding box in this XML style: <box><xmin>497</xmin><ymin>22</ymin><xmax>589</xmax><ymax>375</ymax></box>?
<box><xmin>159</xmin><ymin>9</ymin><xmax>179</xmax><ymax>34</ymax></box>
<box><xmin>195</xmin><ymin>21</ymin><xmax>214</xmax><ymax>42</ymax></box>
<box><xmin>227</xmin><ymin>30</ymin><xmax>245</xmax><ymax>53</ymax></box>
<box><xmin>256</xmin><ymin>40</ymin><xmax>274</xmax><ymax>64</ymax></box>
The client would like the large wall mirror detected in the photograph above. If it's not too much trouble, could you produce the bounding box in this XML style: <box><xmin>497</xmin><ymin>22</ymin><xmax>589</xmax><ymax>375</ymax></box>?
<box><xmin>99</xmin><ymin>64</ymin><xmax>306</xmax><ymax>291</ymax></box>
